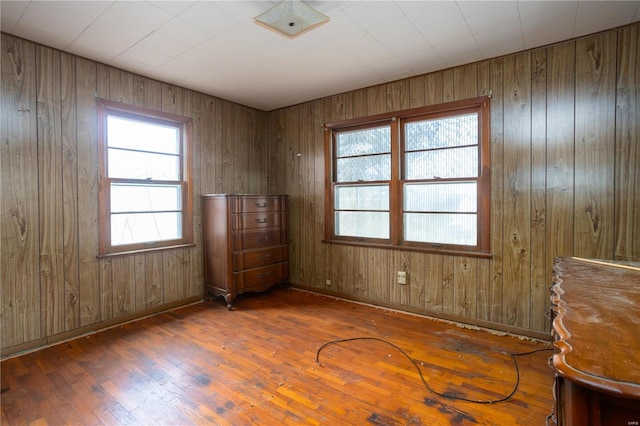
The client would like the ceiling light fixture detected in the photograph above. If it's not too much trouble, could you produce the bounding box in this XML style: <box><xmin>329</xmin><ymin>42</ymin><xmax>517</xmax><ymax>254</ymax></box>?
<box><xmin>254</xmin><ymin>0</ymin><xmax>330</xmax><ymax>39</ymax></box>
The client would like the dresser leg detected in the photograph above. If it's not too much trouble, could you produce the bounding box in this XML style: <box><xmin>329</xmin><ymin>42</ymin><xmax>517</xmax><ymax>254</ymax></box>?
<box><xmin>224</xmin><ymin>293</ymin><xmax>236</xmax><ymax>310</ymax></box>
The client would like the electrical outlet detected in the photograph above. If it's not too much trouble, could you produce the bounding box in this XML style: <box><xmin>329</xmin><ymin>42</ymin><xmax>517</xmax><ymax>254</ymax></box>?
<box><xmin>325</xmin><ymin>279</ymin><xmax>331</xmax><ymax>287</ymax></box>
<box><xmin>397</xmin><ymin>271</ymin><xmax>407</xmax><ymax>285</ymax></box>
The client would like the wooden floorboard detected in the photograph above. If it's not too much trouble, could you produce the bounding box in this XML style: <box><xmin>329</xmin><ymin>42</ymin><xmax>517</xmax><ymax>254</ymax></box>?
<box><xmin>1</xmin><ymin>287</ymin><xmax>555</xmax><ymax>425</ymax></box>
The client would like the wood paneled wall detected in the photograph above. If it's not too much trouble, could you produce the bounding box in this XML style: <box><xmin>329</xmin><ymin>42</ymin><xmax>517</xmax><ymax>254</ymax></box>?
<box><xmin>1</xmin><ymin>23</ymin><xmax>639</xmax><ymax>355</ymax></box>
<box><xmin>1</xmin><ymin>34</ymin><xmax>268</xmax><ymax>356</ymax></box>
<box><xmin>267</xmin><ymin>24</ymin><xmax>640</xmax><ymax>338</ymax></box>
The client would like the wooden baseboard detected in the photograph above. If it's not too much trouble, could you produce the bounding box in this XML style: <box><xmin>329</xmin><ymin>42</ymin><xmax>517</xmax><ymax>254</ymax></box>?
<box><xmin>291</xmin><ymin>284</ymin><xmax>551</xmax><ymax>342</ymax></box>
<box><xmin>1</xmin><ymin>295</ymin><xmax>202</xmax><ymax>360</ymax></box>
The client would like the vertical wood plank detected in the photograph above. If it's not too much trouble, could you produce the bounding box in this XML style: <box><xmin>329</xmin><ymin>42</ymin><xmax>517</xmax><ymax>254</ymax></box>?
<box><xmin>454</xmin><ymin>63</ymin><xmax>478</xmax><ymax>100</ymax></box>
<box><xmin>425</xmin><ymin>72</ymin><xmax>443</xmax><ymax>106</ymax></box>
<box><xmin>425</xmin><ymin>254</ymin><xmax>443</xmax><ymax>313</ymax></box>
<box><xmin>367</xmin><ymin>248</ymin><xmax>389</xmax><ymax>302</ymax></box>
<box><xmin>300</xmin><ymin>103</ymin><xmax>315</xmax><ymax>287</ymax></box>
<box><xmin>112</xmin><ymin>256</ymin><xmax>135</xmax><ymax>315</ymax></box>
<box><xmin>212</xmin><ymin>98</ymin><xmax>224</xmax><ymax>192</ymax></box>
<box><xmin>60</xmin><ymin>52</ymin><xmax>80</xmax><ymax>331</ymax></box>
<box><xmin>109</xmin><ymin>68</ymin><xmax>133</xmax><ymax>103</ymax></box>
<box><xmin>354</xmin><ymin>247</ymin><xmax>368</xmax><ymax>297</ymax></box>
<box><xmin>190</xmin><ymin>91</ymin><xmax>204</xmax><ymax>297</ymax></box>
<box><xmin>222</xmin><ymin>101</ymin><xmax>235</xmax><ymax>193</ymax></box>
<box><xmin>489</xmin><ymin>88</ymin><xmax>505</xmax><ymax>329</ymax></box>
<box><xmin>162</xmin><ymin>250</ymin><xmax>182</xmax><ymax>304</ymax></box>
<box><xmin>574</xmin><ymin>32</ymin><xmax>617</xmax><ymax>259</ymax></box>
<box><xmin>546</xmin><ymin>41</ymin><xmax>576</xmax><ymax>289</ymax></box>
<box><xmin>453</xmin><ymin>257</ymin><xmax>477</xmax><ymax>318</ymax></box>
<box><xmin>75</xmin><ymin>57</ymin><xmax>100</xmax><ymax>327</ymax></box>
<box><xmin>502</xmin><ymin>52</ymin><xmax>532</xmax><ymax>328</ymax></box>
<box><xmin>36</xmin><ymin>45</ymin><xmax>65</xmax><ymax>337</ymax></box>
<box><xmin>313</xmin><ymin>100</ymin><xmax>326</xmax><ymax>289</ymax></box>
<box><xmin>343</xmin><ymin>245</ymin><xmax>355</xmax><ymax>296</ymax></box>
<box><xmin>367</xmin><ymin>85</ymin><xmax>386</xmax><ymax>115</ymax></box>
<box><xmin>200</xmin><ymin>96</ymin><xmax>216</xmax><ymax>193</ymax></box>
<box><xmin>614</xmin><ymin>25</ymin><xmax>640</xmax><ymax>261</ymax></box>
<box><xmin>408</xmin><ymin>75</ymin><xmax>426</xmax><ymax>108</ymax></box>
<box><xmin>351</xmin><ymin>88</ymin><xmax>368</xmax><ymax>118</ymax></box>
<box><xmin>285</xmin><ymin>106</ymin><xmax>301</xmax><ymax>288</ymax></box>
<box><xmin>96</xmin><ymin>63</ymin><xmax>112</xmax><ymax>323</ymax></box>
<box><xmin>134</xmin><ymin>254</ymin><xmax>146</xmax><ymax>312</ymax></box>
<box><xmin>1</xmin><ymin>35</ymin><xmax>41</xmax><ymax>347</ymax></box>
<box><xmin>386</xmin><ymin>80</ymin><xmax>409</xmax><ymax>112</ymax></box>
<box><xmin>441</xmin><ymin>256</ymin><xmax>454</xmax><ymax>315</ymax></box>
<box><xmin>530</xmin><ymin>48</ymin><xmax>548</xmax><ymax>331</ymax></box>
<box><xmin>146</xmin><ymin>252</ymin><xmax>164</xmax><ymax>308</ymax></box>
<box><xmin>408</xmin><ymin>251</ymin><xmax>426</xmax><ymax>310</ymax></box>
<box><xmin>99</xmin><ymin>259</ymin><xmax>113</xmax><ymax>321</ymax></box>
<box><xmin>389</xmin><ymin>251</ymin><xmax>410</xmax><ymax>306</ymax></box>
<box><xmin>233</xmin><ymin>104</ymin><xmax>247</xmax><ymax>192</ymax></box>
<box><xmin>442</xmin><ymin>69</ymin><xmax>454</xmax><ymax>102</ymax></box>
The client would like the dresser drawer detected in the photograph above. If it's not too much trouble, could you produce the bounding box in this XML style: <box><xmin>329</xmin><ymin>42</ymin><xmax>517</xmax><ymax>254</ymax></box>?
<box><xmin>233</xmin><ymin>196</ymin><xmax>283</xmax><ymax>213</ymax></box>
<box><xmin>233</xmin><ymin>228</ymin><xmax>286</xmax><ymax>250</ymax></box>
<box><xmin>232</xmin><ymin>212</ymin><xmax>283</xmax><ymax>230</ymax></box>
<box><xmin>235</xmin><ymin>262</ymin><xmax>288</xmax><ymax>291</ymax></box>
<box><xmin>234</xmin><ymin>246</ymin><xmax>288</xmax><ymax>271</ymax></box>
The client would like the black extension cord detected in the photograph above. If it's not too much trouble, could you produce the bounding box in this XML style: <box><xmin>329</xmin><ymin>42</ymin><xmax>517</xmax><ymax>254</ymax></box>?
<box><xmin>315</xmin><ymin>336</ymin><xmax>553</xmax><ymax>404</ymax></box>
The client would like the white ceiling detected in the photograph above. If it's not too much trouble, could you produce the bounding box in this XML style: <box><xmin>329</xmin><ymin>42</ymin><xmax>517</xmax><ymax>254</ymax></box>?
<box><xmin>2</xmin><ymin>1</ymin><xmax>640</xmax><ymax>111</ymax></box>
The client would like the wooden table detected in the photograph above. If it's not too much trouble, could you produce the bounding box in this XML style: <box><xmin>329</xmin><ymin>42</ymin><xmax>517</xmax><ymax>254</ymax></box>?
<box><xmin>550</xmin><ymin>257</ymin><xmax>640</xmax><ymax>425</ymax></box>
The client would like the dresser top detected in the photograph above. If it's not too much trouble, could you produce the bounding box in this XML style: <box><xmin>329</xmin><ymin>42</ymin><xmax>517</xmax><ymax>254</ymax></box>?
<box><xmin>551</xmin><ymin>257</ymin><xmax>640</xmax><ymax>398</ymax></box>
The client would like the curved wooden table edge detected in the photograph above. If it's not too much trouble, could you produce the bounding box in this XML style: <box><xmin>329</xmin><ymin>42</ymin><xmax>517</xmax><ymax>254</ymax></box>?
<box><xmin>551</xmin><ymin>264</ymin><xmax>640</xmax><ymax>399</ymax></box>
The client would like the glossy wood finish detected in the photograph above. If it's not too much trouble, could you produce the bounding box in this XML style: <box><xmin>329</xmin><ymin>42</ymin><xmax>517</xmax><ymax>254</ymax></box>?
<box><xmin>266</xmin><ymin>23</ymin><xmax>640</xmax><ymax>338</ymax></box>
<box><xmin>550</xmin><ymin>257</ymin><xmax>640</xmax><ymax>425</ymax></box>
<box><xmin>202</xmin><ymin>194</ymin><xmax>289</xmax><ymax>309</ymax></box>
<box><xmin>1</xmin><ymin>288</ymin><xmax>554</xmax><ymax>425</ymax></box>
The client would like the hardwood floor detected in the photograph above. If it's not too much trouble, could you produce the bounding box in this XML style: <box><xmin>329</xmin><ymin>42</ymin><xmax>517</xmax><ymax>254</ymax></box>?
<box><xmin>1</xmin><ymin>287</ymin><xmax>554</xmax><ymax>425</ymax></box>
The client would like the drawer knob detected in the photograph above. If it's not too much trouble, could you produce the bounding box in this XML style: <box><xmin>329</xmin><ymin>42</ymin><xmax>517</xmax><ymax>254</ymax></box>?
<box><xmin>260</xmin><ymin>254</ymin><xmax>272</xmax><ymax>260</ymax></box>
<box><xmin>256</xmin><ymin>218</ymin><xmax>268</xmax><ymax>224</ymax></box>
<box><xmin>255</xmin><ymin>202</ymin><xmax>268</xmax><ymax>208</ymax></box>
<box><xmin>258</xmin><ymin>271</ymin><xmax>272</xmax><ymax>279</ymax></box>
<box><xmin>257</xmin><ymin>236</ymin><xmax>270</xmax><ymax>242</ymax></box>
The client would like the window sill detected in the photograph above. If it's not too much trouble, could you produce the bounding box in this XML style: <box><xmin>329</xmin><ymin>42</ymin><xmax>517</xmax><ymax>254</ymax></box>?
<box><xmin>97</xmin><ymin>243</ymin><xmax>196</xmax><ymax>258</ymax></box>
<box><xmin>321</xmin><ymin>239</ymin><xmax>492</xmax><ymax>259</ymax></box>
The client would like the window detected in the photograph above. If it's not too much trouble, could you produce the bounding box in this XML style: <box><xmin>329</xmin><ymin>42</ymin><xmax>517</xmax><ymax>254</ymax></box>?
<box><xmin>324</xmin><ymin>96</ymin><xmax>490</xmax><ymax>256</ymax></box>
<box><xmin>98</xmin><ymin>99</ymin><xmax>193</xmax><ymax>255</ymax></box>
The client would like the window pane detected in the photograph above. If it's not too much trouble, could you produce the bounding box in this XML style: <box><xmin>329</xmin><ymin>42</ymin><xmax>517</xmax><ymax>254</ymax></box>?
<box><xmin>335</xmin><ymin>211</ymin><xmax>389</xmax><ymax>238</ymax></box>
<box><xmin>405</xmin><ymin>146</ymin><xmax>477</xmax><ymax>180</ymax></box>
<box><xmin>405</xmin><ymin>113</ymin><xmax>477</xmax><ymax>151</ymax></box>
<box><xmin>337</xmin><ymin>126</ymin><xmax>390</xmax><ymax>157</ymax></box>
<box><xmin>108</xmin><ymin>148</ymin><xmax>180</xmax><ymax>180</ymax></box>
<box><xmin>107</xmin><ymin>115</ymin><xmax>179</xmax><ymax>154</ymax></box>
<box><xmin>111</xmin><ymin>212</ymin><xmax>182</xmax><ymax>246</ymax></box>
<box><xmin>111</xmin><ymin>183</ymin><xmax>181</xmax><ymax>213</ymax></box>
<box><xmin>404</xmin><ymin>213</ymin><xmax>477</xmax><ymax>245</ymax></box>
<box><xmin>404</xmin><ymin>182</ymin><xmax>477</xmax><ymax>212</ymax></box>
<box><xmin>335</xmin><ymin>185</ymin><xmax>388</xmax><ymax>210</ymax></box>
<box><xmin>337</xmin><ymin>154</ymin><xmax>390</xmax><ymax>182</ymax></box>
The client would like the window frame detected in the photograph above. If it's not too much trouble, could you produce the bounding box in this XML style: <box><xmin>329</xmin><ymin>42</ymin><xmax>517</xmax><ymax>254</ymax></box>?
<box><xmin>324</xmin><ymin>96</ymin><xmax>491</xmax><ymax>257</ymax></box>
<box><xmin>97</xmin><ymin>99</ymin><xmax>194</xmax><ymax>256</ymax></box>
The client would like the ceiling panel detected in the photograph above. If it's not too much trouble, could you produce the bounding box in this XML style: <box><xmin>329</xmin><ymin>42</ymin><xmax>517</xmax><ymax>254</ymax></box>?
<box><xmin>1</xmin><ymin>0</ymin><xmax>639</xmax><ymax>111</ymax></box>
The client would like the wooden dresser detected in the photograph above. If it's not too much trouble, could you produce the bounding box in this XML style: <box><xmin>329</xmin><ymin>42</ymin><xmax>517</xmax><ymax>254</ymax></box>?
<box><xmin>202</xmin><ymin>194</ymin><xmax>289</xmax><ymax>309</ymax></box>
<box><xmin>550</xmin><ymin>257</ymin><xmax>640</xmax><ymax>425</ymax></box>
